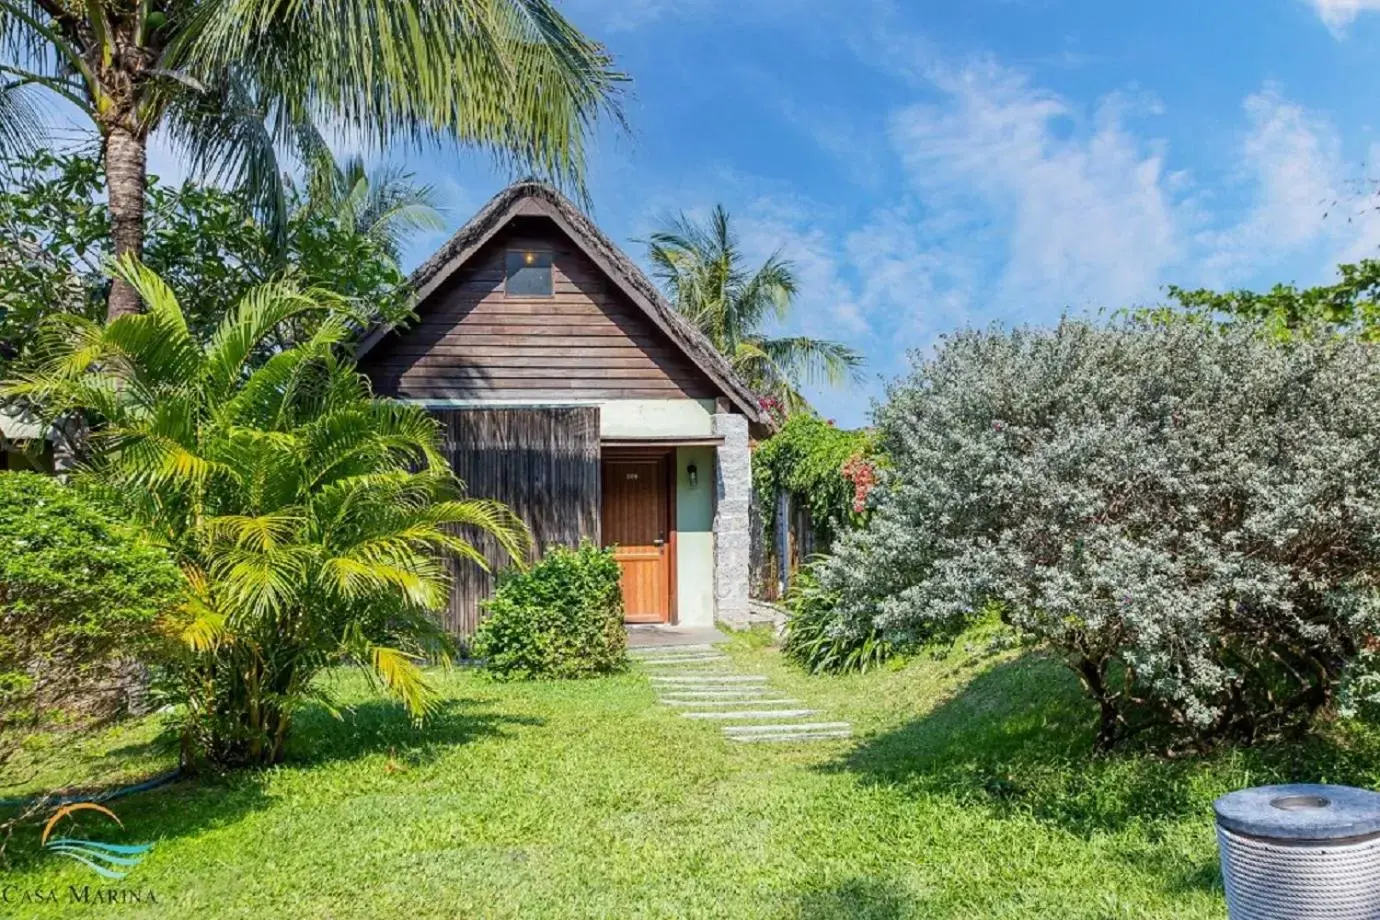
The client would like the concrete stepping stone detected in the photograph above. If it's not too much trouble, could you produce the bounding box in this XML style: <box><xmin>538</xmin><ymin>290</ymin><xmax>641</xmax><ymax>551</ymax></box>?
<box><xmin>727</xmin><ymin>729</ymin><xmax>854</xmax><ymax>743</ymax></box>
<box><xmin>660</xmin><ymin>697</ymin><xmax>801</xmax><ymax>707</ymax></box>
<box><xmin>639</xmin><ymin>655</ymin><xmax>731</xmax><ymax>665</ymax></box>
<box><xmin>658</xmin><ymin>694</ymin><xmax>782</xmax><ymax>704</ymax></box>
<box><xmin>723</xmin><ymin>722</ymin><xmax>852</xmax><ymax>737</ymax></box>
<box><xmin>650</xmin><ymin>675</ymin><xmax>767</xmax><ymax>685</ymax></box>
<box><xmin>683</xmin><ymin>709</ymin><xmax>820</xmax><ymax>720</ymax></box>
<box><xmin>638</xmin><ymin>652</ymin><xmax>852</xmax><ymax>746</ymax></box>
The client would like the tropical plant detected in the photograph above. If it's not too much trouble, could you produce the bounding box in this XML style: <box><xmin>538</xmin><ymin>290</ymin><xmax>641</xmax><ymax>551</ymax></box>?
<box><xmin>780</xmin><ymin>560</ymin><xmax>893</xmax><ymax>675</ymax></box>
<box><xmin>0</xmin><ymin>149</ymin><xmax>418</xmax><ymax>373</ymax></box>
<box><xmin>819</xmin><ymin>316</ymin><xmax>1380</xmax><ymax>750</ymax></box>
<box><xmin>647</xmin><ymin>205</ymin><xmax>862</xmax><ymax>413</ymax></box>
<box><xmin>473</xmin><ymin>541</ymin><xmax>625</xmax><ymax>681</ymax></box>
<box><xmin>3</xmin><ymin>258</ymin><xmax>530</xmax><ymax>767</ymax></box>
<box><xmin>1166</xmin><ymin>260</ymin><xmax>1380</xmax><ymax>340</ymax></box>
<box><xmin>0</xmin><ymin>0</ymin><xmax>624</xmax><ymax>319</ymax></box>
<box><xmin>304</xmin><ymin>155</ymin><xmax>446</xmax><ymax>262</ymax></box>
<box><xmin>752</xmin><ymin>413</ymin><xmax>878</xmax><ymax>548</ymax></box>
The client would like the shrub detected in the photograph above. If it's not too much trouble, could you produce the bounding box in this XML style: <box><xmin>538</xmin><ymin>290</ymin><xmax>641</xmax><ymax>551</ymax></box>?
<box><xmin>474</xmin><ymin>542</ymin><xmax>626</xmax><ymax>680</ymax></box>
<box><xmin>4</xmin><ymin>261</ymin><xmax>528</xmax><ymax>768</ymax></box>
<box><xmin>0</xmin><ymin>472</ymin><xmax>182</xmax><ymax>738</ymax></box>
<box><xmin>781</xmin><ymin>561</ymin><xmax>895</xmax><ymax>675</ymax></box>
<box><xmin>821</xmin><ymin>317</ymin><xmax>1380</xmax><ymax>749</ymax></box>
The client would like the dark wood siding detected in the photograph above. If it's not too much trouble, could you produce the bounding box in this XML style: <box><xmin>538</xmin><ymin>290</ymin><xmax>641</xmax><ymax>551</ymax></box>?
<box><xmin>358</xmin><ymin>219</ymin><xmax>723</xmax><ymax>402</ymax></box>
<box><xmin>363</xmin><ymin>218</ymin><xmax>719</xmax><ymax>400</ymax></box>
<box><xmin>433</xmin><ymin>407</ymin><xmax>600</xmax><ymax>638</ymax></box>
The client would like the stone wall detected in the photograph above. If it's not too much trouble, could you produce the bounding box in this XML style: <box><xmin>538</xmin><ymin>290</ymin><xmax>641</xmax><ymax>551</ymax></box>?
<box><xmin>712</xmin><ymin>413</ymin><xmax>752</xmax><ymax>628</ymax></box>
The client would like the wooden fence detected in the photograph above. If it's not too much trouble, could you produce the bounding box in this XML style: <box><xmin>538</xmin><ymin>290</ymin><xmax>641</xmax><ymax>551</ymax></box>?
<box><xmin>429</xmin><ymin>406</ymin><xmax>601</xmax><ymax>637</ymax></box>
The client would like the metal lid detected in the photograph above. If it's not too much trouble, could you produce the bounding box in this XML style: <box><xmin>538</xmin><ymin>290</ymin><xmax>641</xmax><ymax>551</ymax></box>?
<box><xmin>1215</xmin><ymin>784</ymin><xmax>1380</xmax><ymax>842</ymax></box>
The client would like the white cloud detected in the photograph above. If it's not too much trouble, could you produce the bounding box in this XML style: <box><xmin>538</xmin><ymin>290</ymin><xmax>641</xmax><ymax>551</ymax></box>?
<box><xmin>1199</xmin><ymin>88</ymin><xmax>1341</xmax><ymax>279</ymax></box>
<box><xmin>843</xmin><ymin>208</ymin><xmax>976</xmax><ymax>344</ymax></box>
<box><xmin>1200</xmin><ymin>87</ymin><xmax>1380</xmax><ymax>277</ymax></box>
<box><xmin>734</xmin><ymin>198</ymin><xmax>871</xmax><ymax>338</ymax></box>
<box><xmin>889</xmin><ymin>60</ymin><xmax>1184</xmax><ymax>310</ymax></box>
<box><xmin>1306</xmin><ymin>0</ymin><xmax>1380</xmax><ymax>33</ymax></box>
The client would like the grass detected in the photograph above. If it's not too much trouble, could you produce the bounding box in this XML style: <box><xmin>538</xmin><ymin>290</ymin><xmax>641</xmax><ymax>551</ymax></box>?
<box><xmin>4</xmin><ymin>633</ymin><xmax>1379</xmax><ymax>919</ymax></box>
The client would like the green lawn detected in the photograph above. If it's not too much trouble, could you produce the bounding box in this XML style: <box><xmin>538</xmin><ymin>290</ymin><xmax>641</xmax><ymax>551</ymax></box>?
<box><xmin>5</xmin><ymin>635</ymin><xmax>1379</xmax><ymax>919</ymax></box>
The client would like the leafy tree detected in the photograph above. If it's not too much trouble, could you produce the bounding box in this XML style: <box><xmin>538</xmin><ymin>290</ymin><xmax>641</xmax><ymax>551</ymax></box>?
<box><xmin>817</xmin><ymin>317</ymin><xmax>1380</xmax><ymax>750</ymax></box>
<box><xmin>647</xmin><ymin>205</ymin><xmax>862</xmax><ymax>413</ymax></box>
<box><xmin>0</xmin><ymin>150</ymin><xmax>421</xmax><ymax>373</ymax></box>
<box><xmin>0</xmin><ymin>0</ymin><xmax>624</xmax><ymax>319</ymax></box>
<box><xmin>0</xmin><ymin>471</ymin><xmax>182</xmax><ymax>852</ymax></box>
<box><xmin>1167</xmin><ymin>260</ymin><xmax>1380</xmax><ymax>340</ymax></box>
<box><xmin>3</xmin><ymin>259</ymin><xmax>530</xmax><ymax>767</ymax></box>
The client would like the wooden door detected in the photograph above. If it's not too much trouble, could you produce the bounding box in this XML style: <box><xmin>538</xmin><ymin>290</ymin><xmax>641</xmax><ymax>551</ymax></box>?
<box><xmin>602</xmin><ymin>453</ymin><xmax>673</xmax><ymax>623</ymax></box>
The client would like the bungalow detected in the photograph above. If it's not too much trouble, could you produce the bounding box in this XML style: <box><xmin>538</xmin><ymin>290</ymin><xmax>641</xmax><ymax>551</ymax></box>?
<box><xmin>356</xmin><ymin>182</ymin><xmax>772</xmax><ymax>637</ymax></box>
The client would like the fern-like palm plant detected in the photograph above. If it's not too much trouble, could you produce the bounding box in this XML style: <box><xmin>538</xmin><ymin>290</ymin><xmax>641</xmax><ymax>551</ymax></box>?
<box><xmin>3</xmin><ymin>258</ymin><xmax>529</xmax><ymax>767</ymax></box>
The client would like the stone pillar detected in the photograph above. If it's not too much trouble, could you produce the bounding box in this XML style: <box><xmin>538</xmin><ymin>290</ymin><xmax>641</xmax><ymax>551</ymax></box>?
<box><xmin>712</xmin><ymin>413</ymin><xmax>752</xmax><ymax>628</ymax></box>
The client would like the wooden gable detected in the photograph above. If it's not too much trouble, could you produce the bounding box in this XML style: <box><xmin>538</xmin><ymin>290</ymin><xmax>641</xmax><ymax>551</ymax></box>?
<box><xmin>361</xmin><ymin>216</ymin><xmax>720</xmax><ymax>401</ymax></box>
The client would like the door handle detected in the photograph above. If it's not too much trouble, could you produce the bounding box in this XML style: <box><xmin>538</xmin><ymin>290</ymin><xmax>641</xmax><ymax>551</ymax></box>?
<box><xmin>653</xmin><ymin>538</ymin><xmax>665</xmax><ymax>547</ymax></box>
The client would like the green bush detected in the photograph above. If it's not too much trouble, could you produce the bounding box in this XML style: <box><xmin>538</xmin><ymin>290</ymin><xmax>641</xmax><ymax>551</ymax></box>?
<box><xmin>781</xmin><ymin>561</ymin><xmax>894</xmax><ymax>675</ymax></box>
<box><xmin>474</xmin><ymin>542</ymin><xmax>627</xmax><ymax>680</ymax></box>
<box><xmin>822</xmin><ymin>317</ymin><xmax>1380</xmax><ymax>749</ymax></box>
<box><xmin>0</xmin><ymin>472</ymin><xmax>182</xmax><ymax>733</ymax></box>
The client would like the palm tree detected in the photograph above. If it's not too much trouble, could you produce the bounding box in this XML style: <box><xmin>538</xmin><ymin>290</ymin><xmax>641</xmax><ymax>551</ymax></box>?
<box><xmin>305</xmin><ymin>154</ymin><xmax>446</xmax><ymax>263</ymax></box>
<box><xmin>1</xmin><ymin>0</ymin><xmax>624</xmax><ymax>320</ymax></box>
<box><xmin>4</xmin><ymin>258</ymin><xmax>530</xmax><ymax>767</ymax></box>
<box><xmin>647</xmin><ymin>205</ymin><xmax>862</xmax><ymax>415</ymax></box>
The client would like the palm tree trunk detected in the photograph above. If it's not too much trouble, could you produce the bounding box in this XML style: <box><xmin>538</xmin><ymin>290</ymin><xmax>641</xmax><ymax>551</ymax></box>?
<box><xmin>103</xmin><ymin>122</ymin><xmax>148</xmax><ymax>320</ymax></box>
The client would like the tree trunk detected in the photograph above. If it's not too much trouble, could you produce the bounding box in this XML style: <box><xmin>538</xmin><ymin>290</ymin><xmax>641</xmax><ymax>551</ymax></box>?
<box><xmin>103</xmin><ymin>123</ymin><xmax>148</xmax><ymax>320</ymax></box>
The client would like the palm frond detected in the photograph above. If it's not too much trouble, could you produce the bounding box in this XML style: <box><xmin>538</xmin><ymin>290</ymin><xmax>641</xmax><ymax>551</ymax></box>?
<box><xmin>367</xmin><ymin>645</ymin><xmax>438</xmax><ymax>721</ymax></box>
<box><xmin>0</xmin><ymin>77</ymin><xmax>43</xmax><ymax>155</ymax></box>
<box><xmin>754</xmin><ymin>335</ymin><xmax>864</xmax><ymax>388</ymax></box>
<box><xmin>305</xmin><ymin>154</ymin><xmax>446</xmax><ymax>260</ymax></box>
<box><xmin>646</xmin><ymin>205</ymin><xmax>863</xmax><ymax>414</ymax></box>
<box><xmin>167</xmin><ymin>0</ymin><xmax>625</xmax><ymax>195</ymax></box>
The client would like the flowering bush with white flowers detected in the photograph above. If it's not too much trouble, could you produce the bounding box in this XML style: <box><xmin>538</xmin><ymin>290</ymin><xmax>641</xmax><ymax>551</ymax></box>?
<box><xmin>817</xmin><ymin>317</ymin><xmax>1380</xmax><ymax>749</ymax></box>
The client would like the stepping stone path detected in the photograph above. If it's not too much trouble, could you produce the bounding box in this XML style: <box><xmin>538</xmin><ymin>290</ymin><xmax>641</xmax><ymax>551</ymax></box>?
<box><xmin>630</xmin><ymin>644</ymin><xmax>852</xmax><ymax>743</ymax></box>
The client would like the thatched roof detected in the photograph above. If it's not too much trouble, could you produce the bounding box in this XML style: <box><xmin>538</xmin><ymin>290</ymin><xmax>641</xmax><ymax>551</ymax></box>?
<box><xmin>355</xmin><ymin>181</ymin><xmax>767</xmax><ymax>426</ymax></box>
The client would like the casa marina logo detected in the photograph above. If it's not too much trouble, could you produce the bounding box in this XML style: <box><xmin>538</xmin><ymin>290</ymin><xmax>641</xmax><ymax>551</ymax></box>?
<box><xmin>1</xmin><ymin>800</ymin><xmax>160</xmax><ymax>906</ymax></box>
<box><xmin>1</xmin><ymin>884</ymin><xmax>159</xmax><ymax>907</ymax></box>
<box><xmin>41</xmin><ymin>803</ymin><xmax>154</xmax><ymax>879</ymax></box>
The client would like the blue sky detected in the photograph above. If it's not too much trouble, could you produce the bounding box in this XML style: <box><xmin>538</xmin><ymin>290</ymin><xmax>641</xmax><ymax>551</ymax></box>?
<box><xmin>205</xmin><ymin>1</ymin><xmax>1380</xmax><ymax>424</ymax></box>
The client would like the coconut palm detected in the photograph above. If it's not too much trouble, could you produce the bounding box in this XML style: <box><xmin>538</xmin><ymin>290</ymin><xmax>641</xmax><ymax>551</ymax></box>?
<box><xmin>4</xmin><ymin>258</ymin><xmax>530</xmax><ymax>767</ymax></box>
<box><xmin>0</xmin><ymin>0</ymin><xmax>624</xmax><ymax>320</ymax></box>
<box><xmin>647</xmin><ymin>205</ymin><xmax>862</xmax><ymax>415</ymax></box>
<box><xmin>305</xmin><ymin>154</ymin><xmax>446</xmax><ymax>263</ymax></box>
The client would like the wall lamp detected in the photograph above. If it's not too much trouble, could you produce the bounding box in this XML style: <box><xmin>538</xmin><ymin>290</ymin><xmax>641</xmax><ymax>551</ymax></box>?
<box><xmin>687</xmin><ymin>463</ymin><xmax>699</xmax><ymax>488</ymax></box>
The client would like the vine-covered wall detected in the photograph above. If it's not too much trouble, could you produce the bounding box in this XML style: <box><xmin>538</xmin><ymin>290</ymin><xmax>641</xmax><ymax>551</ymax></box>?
<box><xmin>751</xmin><ymin>414</ymin><xmax>879</xmax><ymax>593</ymax></box>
